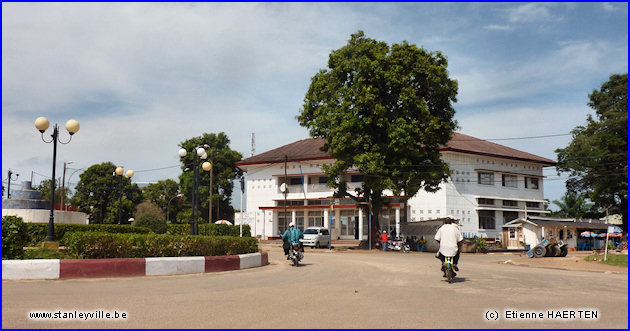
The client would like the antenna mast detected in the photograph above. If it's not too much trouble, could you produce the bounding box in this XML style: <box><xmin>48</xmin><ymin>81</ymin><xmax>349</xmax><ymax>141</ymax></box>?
<box><xmin>251</xmin><ymin>133</ymin><xmax>255</xmax><ymax>157</ymax></box>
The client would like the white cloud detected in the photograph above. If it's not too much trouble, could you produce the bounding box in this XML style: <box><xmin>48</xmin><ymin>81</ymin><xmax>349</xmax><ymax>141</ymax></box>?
<box><xmin>483</xmin><ymin>24</ymin><xmax>513</xmax><ymax>31</ymax></box>
<box><xmin>508</xmin><ymin>3</ymin><xmax>557</xmax><ymax>23</ymax></box>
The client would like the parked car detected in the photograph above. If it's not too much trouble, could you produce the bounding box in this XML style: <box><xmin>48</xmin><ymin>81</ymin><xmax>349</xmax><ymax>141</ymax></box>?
<box><xmin>301</xmin><ymin>227</ymin><xmax>331</xmax><ymax>248</ymax></box>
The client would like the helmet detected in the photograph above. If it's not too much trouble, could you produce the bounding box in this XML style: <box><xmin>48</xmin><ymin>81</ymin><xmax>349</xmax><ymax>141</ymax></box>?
<box><xmin>289</xmin><ymin>222</ymin><xmax>295</xmax><ymax>227</ymax></box>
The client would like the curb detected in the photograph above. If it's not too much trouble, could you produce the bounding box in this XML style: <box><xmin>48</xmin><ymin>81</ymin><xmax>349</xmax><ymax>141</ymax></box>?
<box><xmin>2</xmin><ymin>252</ymin><xmax>268</xmax><ymax>280</ymax></box>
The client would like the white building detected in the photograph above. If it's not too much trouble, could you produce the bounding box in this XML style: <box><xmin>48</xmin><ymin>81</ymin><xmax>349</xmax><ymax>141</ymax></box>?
<box><xmin>236</xmin><ymin>133</ymin><xmax>556</xmax><ymax>241</ymax></box>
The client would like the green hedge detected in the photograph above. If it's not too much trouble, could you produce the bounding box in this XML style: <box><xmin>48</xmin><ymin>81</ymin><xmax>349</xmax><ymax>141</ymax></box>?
<box><xmin>64</xmin><ymin>232</ymin><xmax>258</xmax><ymax>259</ymax></box>
<box><xmin>167</xmin><ymin>223</ymin><xmax>251</xmax><ymax>237</ymax></box>
<box><xmin>2</xmin><ymin>216</ymin><xmax>28</xmax><ymax>259</ymax></box>
<box><xmin>24</xmin><ymin>223</ymin><xmax>153</xmax><ymax>246</ymax></box>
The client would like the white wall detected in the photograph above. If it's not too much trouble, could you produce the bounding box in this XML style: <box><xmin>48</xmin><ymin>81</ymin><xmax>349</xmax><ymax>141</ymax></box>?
<box><xmin>2</xmin><ymin>209</ymin><xmax>87</xmax><ymax>224</ymax></box>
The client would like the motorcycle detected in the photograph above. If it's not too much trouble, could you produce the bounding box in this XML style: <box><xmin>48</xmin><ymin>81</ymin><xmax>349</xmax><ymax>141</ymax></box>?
<box><xmin>288</xmin><ymin>243</ymin><xmax>303</xmax><ymax>267</ymax></box>
<box><xmin>388</xmin><ymin>239</ymin><xmax>411</xmax><ymax>253</ymax></box>
<box><xmin>441</xmin><ymin>256</ymin><xmax>456</xmax><ymax>283</ymax></box>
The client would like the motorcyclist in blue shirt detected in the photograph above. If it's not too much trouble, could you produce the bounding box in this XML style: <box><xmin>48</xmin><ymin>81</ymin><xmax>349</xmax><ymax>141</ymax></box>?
<box><xmin>282</xmin><ymin>222</ymin><xmax>304</xmax><ymax>259</ymax></box>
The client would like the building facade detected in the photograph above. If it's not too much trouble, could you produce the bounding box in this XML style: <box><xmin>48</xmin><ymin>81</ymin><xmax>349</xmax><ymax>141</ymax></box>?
<box><xmin>236</xmin><ymin>133</ymin><xmax>556</xmax><ymax>241</ymax></box>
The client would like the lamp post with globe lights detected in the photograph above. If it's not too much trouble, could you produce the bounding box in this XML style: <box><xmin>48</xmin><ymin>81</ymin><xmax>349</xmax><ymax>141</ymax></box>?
<box><xmin>167</xmin><ymin>193</ymin><xmax>183</xmax><ymax>224</ymax></box>
<box><xmin>114</xmin><ymin>166</ymin><xmax>135</xmax><ymax>225</ymax></box>
<box><xmin>179</xmin><ymin>146</ymin><xmax>211</xmax><ymax>235</ymax></box>
<box><xmin>34</xmin><ymin>117</ymin><xmax>80</xmax><ymax>242</ymax></box>
<box><xmin>6</xmin><ymin>170</ymin><xmax>19</xmax><ymax>199</ymax></box>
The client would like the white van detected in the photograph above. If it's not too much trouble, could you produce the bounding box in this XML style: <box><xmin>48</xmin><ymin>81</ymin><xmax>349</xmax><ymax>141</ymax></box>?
<box><xmin>301</xmin><ymin>227</ymin><xmax>331</xmax><ymax>248</ymax></box>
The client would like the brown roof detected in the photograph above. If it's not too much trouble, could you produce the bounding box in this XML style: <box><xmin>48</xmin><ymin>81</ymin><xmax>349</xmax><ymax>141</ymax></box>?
<box><xmin>236</xmin><ymin>138</ymin><xmax>330</xmax><ymax>166</ymax></box>
<box><xmin>443</xmin><ymin>133</ymin><xmax>556</xmax><ymax>166</ymax></box>
<box><xmin>236</xmin><ymin>133</ymin><xmax>556</xmax><ymax>167</ymax></box>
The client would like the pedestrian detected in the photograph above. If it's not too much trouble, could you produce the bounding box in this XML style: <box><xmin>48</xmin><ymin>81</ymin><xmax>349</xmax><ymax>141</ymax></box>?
<box><xmin>380</xmin><ymin>230</ymin><xmax>389</xmax><ymax>251</ymax></box>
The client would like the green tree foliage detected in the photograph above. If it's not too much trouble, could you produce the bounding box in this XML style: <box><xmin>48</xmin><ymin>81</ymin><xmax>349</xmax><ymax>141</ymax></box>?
<box><xmin>73</xmin><ymin>162</ymin><xmax>143</xmax><ymax>224</ymax></box>
<box><xmin>298</xmin><ymin>31</ymin><xmax>458</xmax><ymax>228</ymax></box>
<box><xmin>141</xmin><ymin>179</ymin><xmax>182</xmax><ymax>221</ymax></box>
<box><xmin>34</xmin><ymin>179</ymin><xmax>70</xmax><ymax>206</ymax></box>
<box><xmin>551</xmin><ymin>191</ymin><xmax>599</xmax><ymax>218</ymax></box>
<box><xmin>555</xmin><ymin>73</ymin><xmax>628</xmax><ymax>230</ymax></box>
<box><xmin>178</xmin><ymin>132</ymin><xmax>243</xmax><ymax>223</ymax></box>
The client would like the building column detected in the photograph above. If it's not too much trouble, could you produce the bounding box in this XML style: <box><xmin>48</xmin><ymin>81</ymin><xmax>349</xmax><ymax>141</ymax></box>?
<box><xmin>292</xmin><ymin>210</ymin><xmax>296</xmax><ymax>224</ymax></box>
<box><xmin>358</xmin><ymin>208</ymin><xmax>364</xmax><ymax>240</ymax></box>
<box><xmin>395</xmin><ymin>207</ymin><xmax>400</xmax><ymax>239</ymax></box>
<box><xmin>324</xmin><ymin>209</ymin><xmax>329</xmax><ymax>228</ymax></box>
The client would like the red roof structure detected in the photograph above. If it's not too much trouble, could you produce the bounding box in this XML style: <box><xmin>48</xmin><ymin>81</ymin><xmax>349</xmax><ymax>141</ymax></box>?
<box><xmin>236</xmin><ymin>133</ymin><xmax>556</xmax><ymax>167</ymax></box>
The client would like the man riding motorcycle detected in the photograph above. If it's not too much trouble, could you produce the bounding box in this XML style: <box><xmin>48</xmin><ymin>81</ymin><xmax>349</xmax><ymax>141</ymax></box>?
<box><xmin>434</xmin><ymin>216</ymin><xmax>463</xmax><ymax>275</ymax></box>
<box><xmin>282</xmin><ymin>222</ymin><xmax>304</xmax><ymax>260</ymax></box>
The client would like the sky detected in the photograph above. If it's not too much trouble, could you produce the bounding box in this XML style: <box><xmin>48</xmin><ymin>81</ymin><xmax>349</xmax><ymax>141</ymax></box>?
<box><xmin>2</xmin><ymin>2</ymin><xmax>628</xmax><ymax>211</ymax></box>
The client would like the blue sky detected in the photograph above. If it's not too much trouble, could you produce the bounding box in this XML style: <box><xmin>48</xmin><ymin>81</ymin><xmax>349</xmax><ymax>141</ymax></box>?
<box><xmin>2</xmin><ymin>2</ymin><xmax>628</xmax><ymax>210</ymax></box>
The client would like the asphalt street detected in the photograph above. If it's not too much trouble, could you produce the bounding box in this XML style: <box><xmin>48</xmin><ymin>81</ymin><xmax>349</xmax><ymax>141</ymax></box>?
<box><xmin>2</xmin><ymin>247</ymin><xmax>627</xmax><ymax>328</ymax></box>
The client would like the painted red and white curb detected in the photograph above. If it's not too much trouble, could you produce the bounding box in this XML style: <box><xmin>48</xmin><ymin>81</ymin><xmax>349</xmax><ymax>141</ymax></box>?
<box><xmin>2</xmin><ymin>252</ymin><xmax>269</xmax><ymax>280</ymax></box>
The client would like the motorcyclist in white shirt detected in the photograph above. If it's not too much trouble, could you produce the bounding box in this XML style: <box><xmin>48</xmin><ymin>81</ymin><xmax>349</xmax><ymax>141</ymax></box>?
<box><xmin>434</xmin><ymin>216</ymin><xmax>463</xmax><ymax>273</ymax></box>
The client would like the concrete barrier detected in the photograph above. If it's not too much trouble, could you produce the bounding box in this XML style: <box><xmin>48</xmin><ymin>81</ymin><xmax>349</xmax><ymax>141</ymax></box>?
<box><xmin>60</xmin><ymin>258</ymin><xmax>145</xmax><ymax>279</ymax></box>
<box><xmin>3</xmin><ymin>252</ymin><xmax>269</xmax><ymax>280</ymax></box>
<box><xmin>146</xmin><ymin>256</ymin><xmax>206</xmax><ymax>276</ymax></box>
<box><xmin>2</xmin><ymin>259</ymin><xmax>60</xmax><ymax>280</ymax></box>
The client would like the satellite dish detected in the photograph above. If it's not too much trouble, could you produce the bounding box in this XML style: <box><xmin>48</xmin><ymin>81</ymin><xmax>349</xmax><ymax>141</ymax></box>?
<box><xmin>280</xmin><ymin>183</ymin><xmax>288</xmax><ymax>193</ymax></box>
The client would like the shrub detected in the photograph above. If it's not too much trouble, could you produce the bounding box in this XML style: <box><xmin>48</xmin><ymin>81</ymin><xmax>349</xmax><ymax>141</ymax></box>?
<box><xmin>132</xmin><ymin>213</ymin><xmax>167</xmax><ymax>234</ymax></box>
<box><xmin>134</xmin><ymin>202</ymin><xmax>165</xmax><ymax>220</ymax></box>
<box><xmin>24</xmin><ymin>223</ymin><xmax>152</xmax><ymax>246</ymax></box>
<box><xmin>474</xmin><ymin>237</ymin><xmax>488</xmax><ymax>253</ymax></box>
<box><xmin>166</xmin><ymin>223</ymin><xmax>251</xmax><ymax>237</ymax></box>
<box><xmin>64</xmin><ymin>232</ymin><xmax>258</xmax><ymax>258</ymax></box>
<box><xmin>2</xmin><ymin>216</ymin><xmax>28</xmax><ymax>259</ymax></box>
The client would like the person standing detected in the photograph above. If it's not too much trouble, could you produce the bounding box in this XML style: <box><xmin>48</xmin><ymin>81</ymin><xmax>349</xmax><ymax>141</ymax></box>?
<box><xmin>380</xmin><ymin>230</ymin><xmax>389</xmax><ymax>251</ymax></box>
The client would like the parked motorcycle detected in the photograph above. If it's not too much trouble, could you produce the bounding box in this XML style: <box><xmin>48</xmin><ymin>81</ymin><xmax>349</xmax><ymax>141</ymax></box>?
<box><xmin>288</xmin><ymin>243</ymin><xmax>303</xmax><ymax>267</ymax></box>
<box><xmin>388</xmin><ymin>239</ymin><xmax>411</xmax><ymax>253</ymax></box>
<box><xmin>441</xmin><ymin>256</ymin><xmax>456</xmax><ymax>283</ymax></box>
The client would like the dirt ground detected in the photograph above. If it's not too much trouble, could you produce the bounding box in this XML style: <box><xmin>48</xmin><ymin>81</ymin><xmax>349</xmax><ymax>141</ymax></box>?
<box><xmin>490</xmin><ymin>250</ymin><xmax>628</xmax><ymax>273</ymax></box>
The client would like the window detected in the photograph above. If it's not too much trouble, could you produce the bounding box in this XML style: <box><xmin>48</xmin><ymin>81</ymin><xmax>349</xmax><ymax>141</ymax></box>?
<box><xmin>525</xmin><ymin>177</ymin><xmax>539</xmax><ymax>189</ymax></box>
<box><xmin>526</xmin><ymin>201</ymin><xmax>540</xmax><ymax>209</ymax></box>
<box><xmin>350</xmin><ymin>174</ymin><xmax>364</xmax><ymax>182</ymax></box>
<box><xmin>319</xmin><ymin>176</ymin><xmax>328</xmax><ymax>184</ymax></box>
<box><xmin>478</xmin><ymin>172</ymin><xmax>494</xmax><ymax>185</ymax></box>
<box><xmin>478</xmin><ymin>198</ymin><xmax>494</xmax><ymax>205</ymax></box>
<box><xmin>503</xmin><ymin>200</ymin><xmax>518</xmax><ymax>207</ymax></box>
<box><xmin>290</xmin><ymin>177</ymin><xmax>303</xmax><ymax>185</ymax></box>
<box><xmin>436</xmin><ymin>210</ymin><xmax>440</xmax><ymax>214</ymax></box>
<box><xmin>478</xmin><ymin>210</ymin><xmax>496</xmax><ymax>229</ymax></box>
<box><xmin>503</xmin><ymin>211</ymin><xmax>518</xmax><ymax>224</ymax></box>
<box><xmin>307</xmin><ymin>210</ymin><xmax>324</xmax><ymax>227</ymax></box>
<box><xmin>502</xmin><ymin>174</ymin><xmax>517</xmax><ymax>188</ymax></box>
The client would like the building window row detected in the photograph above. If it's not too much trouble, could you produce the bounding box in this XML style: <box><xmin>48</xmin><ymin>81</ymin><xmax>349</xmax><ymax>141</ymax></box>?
<box><xmin>477</xmin><ymin>171</ymin><xmax>540</xmax><ymax>190</ymax></box>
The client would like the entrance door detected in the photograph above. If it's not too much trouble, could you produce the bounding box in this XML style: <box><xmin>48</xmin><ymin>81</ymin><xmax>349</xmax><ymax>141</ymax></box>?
<box><xmin>507</xmin><ymin>228</ymin><xmax>520</xmax><ymax>249</ymax></box>
<box><xmin>340</xmin><ymin>210</ymin><xmax>356</xmax><ymax>239</ymax></box>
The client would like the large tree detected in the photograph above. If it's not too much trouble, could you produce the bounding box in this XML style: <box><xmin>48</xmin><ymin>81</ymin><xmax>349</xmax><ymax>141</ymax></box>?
<box><xmin>34</xmin><ymin>179</ymin><xmax>70</xmax><ymax>208</ymax></box>
<box><xmin>298</xmin><ymin>31</ymin><xmax>458</xmax><ymax>241</ymax></box>
<box><xmin>555</xmin><ymin>73</ymin><xmax>628</xmax><ymax>230</ymax></box>
<box><xmin>141</xmin><ymin>179</ymin><xmax>183</xmax><ymax>222</ymax></box>
<box><xmin>178</xmin><ymin>132</ymin><xmax>243</xmax><ymax>222</ymax></box>
<box><xmin>551</xmin><ymin>191</ymin><xmax>599</xmax><ymax>219</ymax></box>
<box><xmin>73</xmin><ymin>162</ymin><xmax>143</xmax><ymax>224</ymax></box>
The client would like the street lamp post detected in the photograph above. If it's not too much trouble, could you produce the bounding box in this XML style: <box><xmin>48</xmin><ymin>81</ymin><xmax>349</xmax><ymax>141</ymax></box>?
<box><xmin>179</xmin><ymin>146</ymin><xmax>211</xmax><ymax>235</ymax></box>
<box><xmin>6</xmin><ymin>170</ymin><xmax>19</xmax><ymax>199</ymax></box>
<box><xmin>60</xmin><ymin>161</ymin><xmax>73</xmax><ymax>211</ymax></box>
<box><xmin>34</xmin><ymin>117</ymin><xmax>80</xmax><ymax>242</ymax></box>
<box><xmin>65</xmin><ymin>167</ymin><xmax>84</xmax><ymax>211</ymax></box>
<box><xmin>114</xmin><ymin>166</ymin><xmax>134</xmax><ymax>225</ymax></box>
<box><xmin>167</xmin><ymin>193</ymin><xmax>183</xmax><ymax>223</ymax></box>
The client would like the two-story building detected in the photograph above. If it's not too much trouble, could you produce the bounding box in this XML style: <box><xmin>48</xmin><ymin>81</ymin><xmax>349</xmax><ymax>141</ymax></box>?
<box><xmin>235</xmin><ymin>133</ymin><xmax>556</xmax><ymax>243</ymax></box>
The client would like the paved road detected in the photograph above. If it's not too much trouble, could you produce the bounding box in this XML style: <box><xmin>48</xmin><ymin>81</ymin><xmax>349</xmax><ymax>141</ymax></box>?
<box><xmin>2</xmin><ymin>247</ymin><xmax>627</xmax><ymax>328</ymax></box>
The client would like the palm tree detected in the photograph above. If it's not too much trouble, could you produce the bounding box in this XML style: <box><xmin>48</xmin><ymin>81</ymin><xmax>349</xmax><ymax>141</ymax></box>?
<box><xmin>552</xmin><ymin>191</ymin><xmax>594</xmax><ymax>218</ymax></box>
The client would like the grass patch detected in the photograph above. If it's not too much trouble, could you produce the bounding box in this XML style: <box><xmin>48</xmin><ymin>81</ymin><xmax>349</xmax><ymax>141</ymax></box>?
<box><xmin>23</xmin><ymin>247</ymin><xmax>77</xmax><ymax>260</ymax></box>
<box><xmin>584</xmin><ymin>253</ymin><xmax>628</xmax><ymax>267</ymax></box>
